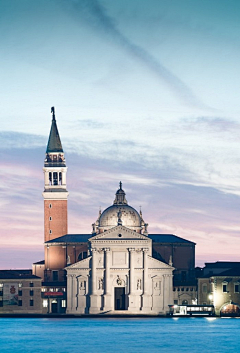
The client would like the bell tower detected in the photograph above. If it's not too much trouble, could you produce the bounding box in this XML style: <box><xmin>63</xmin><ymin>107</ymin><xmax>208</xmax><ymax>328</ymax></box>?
<box><xmin>43</xmin><ymin>107</ymin><xmax>68</xmax><ymax>242</ymax></box>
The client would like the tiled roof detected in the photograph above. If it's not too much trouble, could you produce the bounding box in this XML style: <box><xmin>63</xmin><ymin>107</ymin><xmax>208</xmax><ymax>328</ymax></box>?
<box><xmin>46</xmin><ymin>234</ymin><xmax>90</xmax><ymax>244</ymax></box>
<box><xmin>0</xmin><ymin>270</ymin><xmax>41</xmax><ymax>280</ymax></box>
<box><xmin>45</xmin><ymin>233</ymin><xmax>194</xmax><ymax>245</ymax></box>
<box><xmin>32</xmin><ymin>260</ymin><xmax>45</xmax><ymax>265</ymax></box>
<box><xmin>149</xmin><ymin>234</ymin><xmax>195</xmax><ymax>244</ymax></box>
<box><xmin>205</xmin><ymin>261</ymin><xmax>240</xmax><ymax>268</ymax></box>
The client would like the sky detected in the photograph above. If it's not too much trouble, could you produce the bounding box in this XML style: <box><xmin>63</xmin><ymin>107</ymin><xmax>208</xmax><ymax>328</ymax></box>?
<box><xmin>1</xmin><ymin>0</ymin><xmax>240</xmax><ymax>268</ymax></box>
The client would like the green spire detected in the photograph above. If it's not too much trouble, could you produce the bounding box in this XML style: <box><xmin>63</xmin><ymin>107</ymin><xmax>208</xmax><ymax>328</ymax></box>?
<box><xmin>46</xmin><ymin>107</ymin><xmax>63</xmax><ymax>153</ymax></box>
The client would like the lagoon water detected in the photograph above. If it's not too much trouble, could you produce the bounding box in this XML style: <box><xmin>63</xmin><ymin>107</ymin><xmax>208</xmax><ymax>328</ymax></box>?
<box><xmin>0</xmin><ymin>317</ymin><xmax>239</xmax><ymax>352</ymax></box>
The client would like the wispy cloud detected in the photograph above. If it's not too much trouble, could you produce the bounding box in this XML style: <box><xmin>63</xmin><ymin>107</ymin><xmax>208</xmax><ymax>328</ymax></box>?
<box><xmin>63</xmin><ymin>0</ymin><xmax>203</xmax><ymax>107</ymax></box>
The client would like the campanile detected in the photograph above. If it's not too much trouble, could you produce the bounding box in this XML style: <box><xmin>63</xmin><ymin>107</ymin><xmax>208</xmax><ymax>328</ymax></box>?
<box><xmin>43</xmin><ymin>107</ymin><xmax>68</xmax><ymax>243</ymax></box>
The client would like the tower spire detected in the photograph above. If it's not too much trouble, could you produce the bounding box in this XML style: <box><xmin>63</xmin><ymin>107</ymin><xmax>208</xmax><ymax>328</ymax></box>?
<box><xmin>46</xmin><ymin>106</ymin><xmax>63</xmax><ymax>153</ymax></box>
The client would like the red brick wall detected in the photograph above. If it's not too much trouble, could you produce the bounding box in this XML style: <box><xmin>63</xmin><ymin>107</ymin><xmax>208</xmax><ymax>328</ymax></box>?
<box><xmin>44</xmin><ymin>200</ymin><xmax>68</xmax><ymax>242</ymax></box>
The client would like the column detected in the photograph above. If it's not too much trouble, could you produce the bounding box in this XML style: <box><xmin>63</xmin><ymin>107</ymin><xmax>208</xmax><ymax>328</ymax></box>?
<box><xmin>141</xmin><ymin>248</ymin><xmax>151</xmax><ymax>312</ymax></box>
<box><xmin>128</xmin><ymin>248</ymin><xmax>137</xmax><ymax>311</ymax></box>
<box><xmin>91</xmin><ymin>248</ymin><xmax>97</xmax><ymax>295</ymax></box>
<box><xmin>129</xmin><ymin>248</ymin><xmax>135</xmax><ymax>295</ymax></box>
<box><xmin>66</xmin><ymin>274</ymin><xmax>73</xmax><ymax>313</ymax></box>
<box><xmin>103</xmin><ymin>248</ymin><xmax>111</xmax><ymax>310</ymax></box>
<box><xmin>44</xmin><ymin>170</ymin><xmax>49</xmax><ymax>186</ymax></box>
<box><xmin>89</xmin><ymin>248</ymin><xmax>99</xmax><ymax>313</ymax></box>
<box><xmin>143</xmin><ymin>248</ymin><xmax>149</xmax><ymax>295</ymax></box>
<box><xmin>62</xmin><ymin>169</ymin><xmax>66</xmax><ymax>185</ymax></box>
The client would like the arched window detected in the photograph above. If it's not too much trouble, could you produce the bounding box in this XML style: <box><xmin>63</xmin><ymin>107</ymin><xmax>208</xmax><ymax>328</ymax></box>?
<box><xmin>182</xmin><ymin>300</ymin><xmax>188</xmax><ymax>305</ymax></box>
<box><xmin>78</xmin><ymin>251</ymin><xmax>87</xmax><ymax>261</ymax></box>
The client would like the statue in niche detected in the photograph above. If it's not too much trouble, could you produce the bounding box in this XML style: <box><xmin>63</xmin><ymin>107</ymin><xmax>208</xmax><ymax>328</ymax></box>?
<box><xmin>80</xmin><ymin>281</ymin><xmax>85</xmax><ymax>289</ymax></box>
<box><xmin>67</xmin><ymin>255</ymin><xmax>71</xmax><ymax>265</ymax></box>
<box><xmin>137</xmin><ymin>279</ymin><xmax>141</xmax><ymax>290</ymax></box>
<box><xmin>98</xmin><ymin>278</ymin><xmax>104</xmax><ymax>290</ymax></box>
<box><xmin>116</xmin><ymin>275</ymin><xmax>122</xmax><ymax>286</ymax></box>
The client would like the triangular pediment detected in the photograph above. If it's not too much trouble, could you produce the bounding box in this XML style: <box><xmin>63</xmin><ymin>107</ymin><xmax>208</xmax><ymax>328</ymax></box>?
<box><xmin>148</xmin><ymin>256</ymin><xmax>174</xmax><ymax>270</ymax></box>
<box><xmin>65</xmin><ymin>256</ymin><xmax>91</xmax><ymax>270</ymax></box>
<box><xmin>89</xmin><ymin>225</ymin><xmax>150</xmax><ymax>241</ymax></box>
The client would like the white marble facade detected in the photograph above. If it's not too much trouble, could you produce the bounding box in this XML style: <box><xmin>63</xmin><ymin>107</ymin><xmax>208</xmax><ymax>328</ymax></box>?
<box><xmin>66</xmin><ymin>225</ymin><xmax>173</xmax><ymax>315</ymax></box>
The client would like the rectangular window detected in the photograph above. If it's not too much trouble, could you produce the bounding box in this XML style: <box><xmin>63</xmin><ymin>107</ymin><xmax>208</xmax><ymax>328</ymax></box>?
<box><xmin>0</xmin><ymin>300</ymin><xmax>3</xmax><ymax>307</ymax></box>
<box><xmin>43</xmin><ymin>300</ymin><xmax>48</xmax><ymax>308</ymax></box>
<box><xmin>30</xmin><ymin>299</ymin><xmax>34</xmax><ymax>307</ymax></box>
<box><xmin>0</xmin><ymin>290</ymin><xmax>3</xmax><ymax>297</ymax></box>
<box><xmin>18</xmin><ymin>290</ymin><xmax>22</xmax><ymax>296</ymax></box>
<box><xmin>30</xmin><ymin>283</ymin><xmax>34</xmax><ymax>288</ymax></box>
<box><xmin>30</xmin><ymin>290</ymin><xmax>34</xmax><ymax>296</ymax></box>
<box><xmin>61</xmin><ymin>300</ymin><xmax>66</xmax><ymax>308</ymax></box>
<box><xmin>223</xmin><ymin>284</ymin><xmax>227</xmax><ymax>293</ymax></box>
<box><xmin>203</xmin><ymin>285</ymin><xmax>207</xmax><ymax>293</ymax></box>
<box><xmin>53</xmin><ymin>271</ymin><xmax>59</xmax><ymax>281</ymax></box>
<box><xmin>18</xmin><ymin>300</ymin><xmax>22</xmax><ymax>307</ymax></box>
<box><xmin>174</xmin><ymin>300</ymin><xmax>178</xmax><ymax>305</ymax></box>
<box><xmin>235</xmin><ymin>284</ymin><xmax>239</xmax><ymax>293</ymax></box>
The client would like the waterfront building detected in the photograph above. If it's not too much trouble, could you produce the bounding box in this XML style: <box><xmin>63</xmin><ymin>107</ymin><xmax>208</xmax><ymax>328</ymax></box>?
<box><xmin>198</xmin><ymin>262</ymin><xmax>240</xmax><ymax>316</ymax></box>
<box><xmin>0</xmin><ymin>270</ymin><xmax>42</xmax><ymax>314</ymax></box>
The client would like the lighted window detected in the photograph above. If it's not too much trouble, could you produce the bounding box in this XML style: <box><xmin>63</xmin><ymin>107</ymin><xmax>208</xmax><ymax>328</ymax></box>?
<box><xmin>18</xmin><ymin>283</ymin><xmax>22</xmax><ymax>288</ymax></box>
<box><xmin>223</xmin><ymin>284</ymin><xmax>227</xmax><ymax>293</ymax></box>
<box><xmin>43</xmin><ymin>300</ymin><xmax>48</xmax><ymax>308</ymax></box>
<box><xmin>62</xmin><ymin>300</ymin><xmax>66</xmax><ymax>308</ymax></box>
<box><xmin>50</xmin><ymin>288</ymin><xmax>54</xmax><ymax>292</ymax></box>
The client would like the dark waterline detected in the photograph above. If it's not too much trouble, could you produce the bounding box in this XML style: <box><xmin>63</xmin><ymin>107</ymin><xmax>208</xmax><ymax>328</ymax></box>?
<box><xmin>1</xmin><ymin>317</ymin><xmax>240</xmax><ymax>353</ymax></box>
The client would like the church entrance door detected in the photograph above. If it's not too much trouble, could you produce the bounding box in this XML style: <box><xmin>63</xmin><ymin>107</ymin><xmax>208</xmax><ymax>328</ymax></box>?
<box><xmin>51</xmin><ymin>300</ymin><xmax>58</xmax><ymax>313</ymax></box>
<box><xmin>115</xmin><ymin>287</ymin><xmax>126</xmax><ymax>310</ymax></box>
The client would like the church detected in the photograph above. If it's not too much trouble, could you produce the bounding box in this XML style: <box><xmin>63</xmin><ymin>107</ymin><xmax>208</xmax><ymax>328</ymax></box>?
<box><xmin>33</xmin><ymin>108</ymin><xmax>196</xmax><ymax>315</ymax></box>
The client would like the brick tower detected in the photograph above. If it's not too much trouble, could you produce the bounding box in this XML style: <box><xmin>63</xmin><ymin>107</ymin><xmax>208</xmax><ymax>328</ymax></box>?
<box><xmin>43</xmin><ymin>107</ymin><xmax>68</xmax><ymax>243</ymax></box>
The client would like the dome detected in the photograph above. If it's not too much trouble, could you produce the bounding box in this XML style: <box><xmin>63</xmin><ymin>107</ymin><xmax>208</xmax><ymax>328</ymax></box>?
<box><xmin>99</xmin><ymin>204</ymin><xmax>142</xmax><ymax>230</ymax></box>
<box><xmin>96</xmin><ymin>182</ymin><xmax>145</xmax><ymax>233</ymax></box>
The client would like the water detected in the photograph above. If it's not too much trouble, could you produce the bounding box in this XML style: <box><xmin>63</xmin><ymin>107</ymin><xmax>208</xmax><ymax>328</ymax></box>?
<box><xmin>0</xmin><ymin>317</ymin><xmax>240</xmax><ymax>353</ymax></box>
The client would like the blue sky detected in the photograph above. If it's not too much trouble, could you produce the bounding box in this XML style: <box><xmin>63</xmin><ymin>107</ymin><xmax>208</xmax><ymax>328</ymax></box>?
<box><xmin>1</xmin><ymin>0</ymin><xmax>240</xmax><ymax>268</ymax></box>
